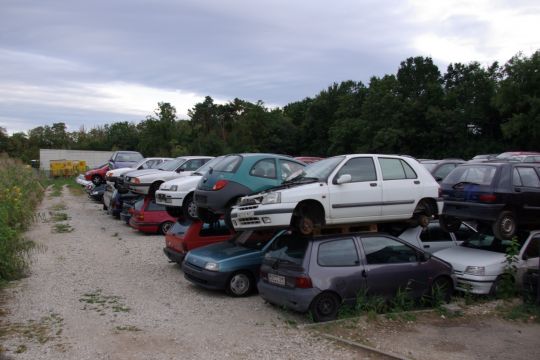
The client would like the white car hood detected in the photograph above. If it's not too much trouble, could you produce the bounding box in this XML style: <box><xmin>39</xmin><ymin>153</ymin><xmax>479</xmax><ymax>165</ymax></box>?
<box><xmin>160</xmin><ymin>175</ymin><xmax>202</xmax><ymax>191</ymax></box>
<box><xmin>125</xmin><ymin>169</ymin><xmax>162</xmax><ymax>178</ymax></box>
<box><xmin>109</xmin><ymin>167</ymin><xmax>134</xmax><ymax>177</ymax></box>
<box><xmin>434</xmin><ymin>246</ymin><xmax>505</xmax><ymax>271</ymax></box>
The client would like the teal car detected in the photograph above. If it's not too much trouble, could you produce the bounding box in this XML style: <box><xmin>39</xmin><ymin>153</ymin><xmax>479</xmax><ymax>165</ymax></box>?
<box><xmin>194</xmin><ymin>153</ymin><xmax>305</xmax><ymax>224</ymax></box>
<box><xmin>182</xmin><ymin>229</ymin><xmax>287</xmax><ymax>297</ymax></box>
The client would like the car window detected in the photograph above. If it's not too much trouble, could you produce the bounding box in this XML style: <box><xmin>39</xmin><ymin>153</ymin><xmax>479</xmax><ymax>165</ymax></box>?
<box><xmin>280</xmin><ymin>160</ymin><xmax>304</xmax><ymax>180</ymax></box>
<box><xmin>379</xmin><ymin>158</ymin><xmax>417</xmax><ymax>180</ymax></box>
<box><xmin>419</xmin><ymin>223</ymin><xmax>452</xmax><ymax>242</ymax></box>
<box><xmin>180</xmin><ymin>159</ymin><xmax>209</xmax><ymax>171</ymax></box>
<box><xmin>213</xmin><ymin>155</ymin><xmax>242</xmax><ymax>172</ymax></box>
<box><xmin>170</xmin><ymin>220</ymin><xmax>192</xmax><ymax>235</ymax></box>
<box><xmin>159</xmin><ymin>158</ymin><xmax>186</xmax><ymax>171</ymax></box>
<box><xmin>462</xmin><ymin>232</ymin><xmax>529</xmax><ymax>254</ymax></box>
<box><xmin>134</xmin><ymin>199</ymin><xmax>144</xmax><ymax>211</ymax></box>
<box><xmin>199</xmin><ymin>220</ymin><xmax>231</xmax><ymax>236</ymax></box>
<box><xmin>443</xmin><ymin>165</ymin><xmax>497</xmax><ymax>186</ymax></box>
<box><xmin>515</xmin><ymin>167</ymin><xmax>540</xmax><ymax>188</ymax></box>
<box><xmin>334</xmin><ymin>157</ymin><xmax>377</xmax><ymax>183</ymax></box>
<box><xmin>250</xmin><ymin>159</ymin><xmax>277</xmax><ymax>179</ymax></box>
<box><xmin>147</xmin><ymin>200</ymin><xmax>165</xmax><ymax>211</ymax></box>
<box><xmin>433</xmin><ymin>164</ymin><xmax>456</xmax><ymax>180</ymax></box>
<box><xmin>318</xmin><ymin>238</ymin><xmax>359</xmax><ymax>266</ymax></box>
<box><xmin>361</xmin><ymin>236</ymin><xmax>418</xmax><ymax>264</ymax></box>
<box><xmin>513</xmin><ymin>168</ymin><xmax>522</xmax><ymax>186</ymax></box>
<box><xmin>453</xmin><ymin>224</ymin><xmax>477</xmax><ymax>241</ymax></box>
<box><xmin>233</xmin><ymin>230</ymin><xmax>277</xmax><ymax>250</ymax></box>
<box><xmin>265</xmin><ymin>233</ymin><xmax>309</xmax><ymax>264</ymax></box>
<box><xmin>116</xmin><ymin>153</ymin><xmax>143</xmax><ymax>162</ymax></box>
<box><xmin>524</xmin><ymin>237</ymin><xmax>539</xmax><ymax>259</ymax></box>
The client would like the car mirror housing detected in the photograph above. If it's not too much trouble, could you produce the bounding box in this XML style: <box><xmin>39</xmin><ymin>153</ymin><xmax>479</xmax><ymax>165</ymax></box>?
<box><xmin>336</xmin><ymin>174</ymin><xmax>352</xmax><ymax>185</ymax></box>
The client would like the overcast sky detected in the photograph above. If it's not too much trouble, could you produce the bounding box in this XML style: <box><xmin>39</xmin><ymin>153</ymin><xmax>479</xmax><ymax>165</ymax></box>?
<box><xmin>1</xmin><ymin>0</ymin><xmax>539</xmax><ymax>134</ymax></box>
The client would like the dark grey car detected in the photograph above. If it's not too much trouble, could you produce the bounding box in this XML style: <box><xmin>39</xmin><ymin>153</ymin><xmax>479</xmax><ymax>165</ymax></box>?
<box><xmin>258</xmin><ymin>232</ymin><xmax>453</xmax><ymax>322</ymax></box>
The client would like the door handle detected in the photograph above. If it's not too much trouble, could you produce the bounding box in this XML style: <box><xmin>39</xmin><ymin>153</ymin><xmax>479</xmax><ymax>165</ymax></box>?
<box><xmin>423</xmin><ymin>245</ymin><xmax>430</xmax><ymax>248</ymax></box>
<box><xmin>370</xmin><ymin>183</ymin><xmax>377</xmax><ymax>187</ymax></box>
<box><xmin>361</xmin><ymin>270</ymin><xmax>367</xmax><ymax>278</ymax></box>
<box><xmin>414</xmin><ymin>180</ymin><xmax>421</xmax><ymax>185</ymax></box>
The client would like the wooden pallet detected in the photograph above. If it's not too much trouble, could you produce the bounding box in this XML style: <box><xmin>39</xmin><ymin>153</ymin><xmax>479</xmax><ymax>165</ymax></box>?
<box><xmin>312</xmin><ymin>223</ymin><xmax>378</xmax><ymax>236</ymax></box>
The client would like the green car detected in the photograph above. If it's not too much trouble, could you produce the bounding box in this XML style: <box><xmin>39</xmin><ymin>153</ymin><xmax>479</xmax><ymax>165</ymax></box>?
<box><xmin>194</xmin><ymin>153</ymin><xmax>305</xmax><ymax>225</ymax></box>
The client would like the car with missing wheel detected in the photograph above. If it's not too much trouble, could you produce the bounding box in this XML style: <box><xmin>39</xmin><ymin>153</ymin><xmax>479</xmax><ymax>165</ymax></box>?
<box><xmin>163</xmin><ymin>219</ymin><xmax>233</xmax><ymax>264</ymax></box>
<box><xmin>129</xmin><ymin>196</ymin><xmax>176</xmax><ymax>234</ymax></box>
<box><xmin>439</xmin><ymin>162</ymin><xmax>540</xmax><ymax>239</ymax></box>
<box><xmin>182</xmin><ymin>229</ymin><xmax>285</xmax><ymax>297</ymax></box>
<box><xmin>258</xmin><ymin>231</ymin><xmax>454</xmax><ymax>322</ymax></box>
<box><xmin>433</xmin><ymin>230</ymin><xmax>540</xmax><ymax>295</ymax></box>
<box><xmin>194</xmin><ymin>153</ymin><xmax>306</xmax><ymax>225</ymax></box>
<box><xmin>155</xmin><ymin>156</ymin><xmax>225</xmax><ymax>219</ymax></box>
<box><xmin>84</xmin><ymin>163</ymin><xmax>109</xmax><ymax>185</ymax></box>
<box><xmin>126</xmin><ymin>156</ymin><xmax>213</xmax><ymax>196</ymax></box>
<box><xmin>105</xmin><ymin>157</ymin><xmax>172</xmax><ymax>186</ymax></box>
<box><xmin>231</xmin><ymin>154</ymin><xmax>443</xmax><ymax>235</ymax></box>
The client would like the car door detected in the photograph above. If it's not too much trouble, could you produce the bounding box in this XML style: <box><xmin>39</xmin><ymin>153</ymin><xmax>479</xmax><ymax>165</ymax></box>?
<box><xmin>517</xmin><ymin>235</ymin><xmax>540</xmax><ymax>282</ymax></box>
<box><xmin>513</xmin><ymin>166</ymin><xmax>540</xmax><ymax>223</ymax></box>
<box><xmin>328</xmin><ymin>156</ymin><xmax>382</xmax><ymax>222</ymax></box>
<box><xmin>313</xmin><ymin>237</ymin><xmax>365</xmax><ymax>303</ymax></box>
<box><xmin>358</xmin><ymin>235</ymin><xmax>429</xmax><ymax>298</ymax></box>
<box><xmin>377</xmin><ymin>157</ymin><xmax>422</xmax><ymax>217</ymax></box>
<box><xmin>418</xmin><ymin>222</ymin><xmax>457</xmax><ymax>253</ymax></box>
<box><xmin>248</xmin><ymin>158</ymin><xmax>281</xmax><ymax>191</ymax></box>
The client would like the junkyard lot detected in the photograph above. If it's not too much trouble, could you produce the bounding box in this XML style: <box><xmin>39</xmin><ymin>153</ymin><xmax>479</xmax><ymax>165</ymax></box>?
<box><xmin>1</xmin><ymin>186</ymin><xmax>539</xmax><ymax>360</ymax></box>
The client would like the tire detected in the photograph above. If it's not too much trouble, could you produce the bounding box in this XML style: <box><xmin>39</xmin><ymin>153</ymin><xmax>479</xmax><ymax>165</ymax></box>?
<box><xmin>439</xmin><ymin>215</ymin><xmax>462</xmax><ymax>233</ymax></box>
<box><xmin>226</xmin><ymin>271</ymin><xmax>254</xmax><ymax>297</ymax></box>
<box><xmin>197</xmin><ymin>207</ymin><xmax>220</xmax><ymax>224</ymax></box>
<box><xmin>429</xmin><ymin>277</ymin><xmax>453</xmax><ymax>305</ymax></box>
<box><xmin>148</xmin><ymin>182</ymin><xmax>162</xmax><ymax>197</ymax></box>
<box><xmin>489</xmin><ymin>274</ymin><xmax>515</xmax><ymax>297</ymax></box>
<box><xmin>309</xmin><ymin>292</ymin><xmax>340</xmax><ymax>322</ymax></box>
<box><xmin>182</xmin><ymin>194</ymin><xmax>198</xmax><ymax>220</ymax></box>
<box><xmin>92</xmin><ymin>175</ymin><xmax>102</xmax><ymax>185</ymax></box>
<box><xmin>295</xmin><ymin>204</ymin><xmax>323</xmax><ymax>235</ymax></box>
<box><xmin>159</xmin><ymin>221</ymin><xmax>173</xmax><ymax>235</ymax></box>
<box><xmin>492</xmin><ymin>210</ymin><xmax>516</xmax><ymax>240</ymax></box>
<box><xmin>166</xmin><ymin>206</ymin><xmax>183</xmax><ymax>218</ymax></box>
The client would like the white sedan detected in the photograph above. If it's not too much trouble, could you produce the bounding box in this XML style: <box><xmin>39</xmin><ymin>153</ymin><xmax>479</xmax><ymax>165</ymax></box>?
<box><xmin>231</xmin><ymin>154</ymin><xmax>443</xmax><ymax>235</ymax></box>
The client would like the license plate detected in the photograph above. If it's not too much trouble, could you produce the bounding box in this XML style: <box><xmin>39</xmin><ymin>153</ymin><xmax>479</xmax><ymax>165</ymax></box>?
<box><xmin>268</xmin><ymin>273</ymin><xmax>285</xmax><ymax>286</ymax></box>
<box><xmin>238</xmin><ymin>210</ymin><xmax>254</xmax><ymax>218</ymax></box>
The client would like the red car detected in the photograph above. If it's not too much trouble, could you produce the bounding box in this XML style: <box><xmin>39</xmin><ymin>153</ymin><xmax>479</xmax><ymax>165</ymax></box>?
<box><xmin>129</xmin><ymin>197</ymin><xmax>176</xmax><ymax>234</ymax></box>
<box><xmin>163</xmin><ymin>220</ymin><xmax>233</xmax><ymax>264</ymax></box>
<box><xmin>84</xmin><ymin>163</ymin><xmax>110</xmax><ymax>185</ymax></box>
<box><xmin>293</xmin><ymin>156</ymin><xmax>324</xmax><ymax>164</ymax></box>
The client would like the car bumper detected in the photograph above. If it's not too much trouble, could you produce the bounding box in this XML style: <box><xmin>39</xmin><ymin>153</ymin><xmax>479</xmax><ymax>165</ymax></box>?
<box><xmin>230</xmin><ymin>203</ymin><xmax>295</xmax><ymax>230</ymax></box>
<box><xmin>453</xmin><ymin>271</ymin><xmax>497</xmax><ymax>294</ymax></box>
<box><xmin>129</xmin><ymin>218</ymin><xmax>159</xmax><ymax>233</ymax></box>
<box><xmin>163</xmin><ymin>247</ymin><xmax>186</xmax><ymax>263</ymax></box>
<box><xmin>257</xmin><ymin>280</ymin><xmax>319</xmax><ymax>313</ymax></box>
<box><xmin>128</xmin><ymin>183</ymin><xmax>151</xmax><ymax>195</ymax></box>
<box><xmin>182</xmin><ymin>261</ymin><xmax>231</xmax><ymax>290</ymax></box>
<box><xmin>76</xmin><ymin>176</ymin><xmax>91</xmax><ymax>186</ymax></box>
<box><xmin>156</xmin><ymin>190</ymin><xmax>186</xmax><ymax>207</ymax></box>
<box><xmin>443</xmin><ymin>201</ymin><xmax>505</xmax><ymax>222</ymax></box>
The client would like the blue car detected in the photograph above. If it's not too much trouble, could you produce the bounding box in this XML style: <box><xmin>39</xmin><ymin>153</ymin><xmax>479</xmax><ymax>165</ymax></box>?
<box><xmin>182</xmin><ymin>229</ymin><xmax>286</xmax><ymax>297</ymax></box>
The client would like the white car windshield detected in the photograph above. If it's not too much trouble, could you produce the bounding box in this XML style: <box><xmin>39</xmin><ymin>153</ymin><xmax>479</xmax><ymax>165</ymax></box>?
<box><xmin>158</xmin><ymin>158</ymin><xmax>186</xmax><ymax>171</ymax></box>
<box><xmin>193</xmin><ymin>156</ymin><xmax>224</xmax><ymax>176</ymax></box>
<box><xmin>461</xmin><ymin>232</ymin><xmax>529</xmax><ymax>253</ymax></box>
<box><xmin>286</xmin><ymin>156</ymin><xmax>345</xmax><ymax>182</ymax></box>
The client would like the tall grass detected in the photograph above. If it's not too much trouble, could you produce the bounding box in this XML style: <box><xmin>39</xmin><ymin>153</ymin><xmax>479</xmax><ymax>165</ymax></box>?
<box><xmin>0</xmin><ymin>155</ymin><xmax>44</xmax><ymax>284</ymax></box>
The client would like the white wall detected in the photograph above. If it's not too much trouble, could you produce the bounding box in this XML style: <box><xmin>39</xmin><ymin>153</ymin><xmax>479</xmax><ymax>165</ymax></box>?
<box><xmin>39</xmin><ymin>149</ymin><xmax>113</xmax><ymax>170</ymax></box>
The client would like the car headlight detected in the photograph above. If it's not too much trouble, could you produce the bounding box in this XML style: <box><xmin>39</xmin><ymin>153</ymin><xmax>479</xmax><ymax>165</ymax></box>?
<box><xmin>262</xmin><ymin>192</ymin><xmax>281</xmax><ymax>205</ymax></box>
<box><xmin>169</xmin><ymin>185</ymin><xmax>178</xmax><ymax>191</ymax></box>
<box><xmin>91</xmin><ymin>191</ymin><xmax>98</xmax><ymax>195</ymax></box>
<box><xmin>132</xmin><ymin>178</ymin><xmax>140</xmax><ymax>184</ymax></box>
<box><xmin>464</xmin><ymin>266</ymin><xmax>485</xmax><ymax>276</ymax></box>
<box><xmin>204</xmin><ymin>262</ymin><xmax>219</xmax><ymax>271</ymax></box>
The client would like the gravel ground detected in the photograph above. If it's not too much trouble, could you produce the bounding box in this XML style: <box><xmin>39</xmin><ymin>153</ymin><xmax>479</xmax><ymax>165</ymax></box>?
<box><xmin>0</xmin><ymin>187</ymin><xmax>362</xmax><ymax>360</ymax></box>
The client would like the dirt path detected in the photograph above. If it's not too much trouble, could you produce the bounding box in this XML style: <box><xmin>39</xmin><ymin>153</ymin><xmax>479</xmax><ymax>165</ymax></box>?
<box><xmin>0</xmin><ymin>187</ymin><xmax>361</xmax><ymax>359</ymax></box>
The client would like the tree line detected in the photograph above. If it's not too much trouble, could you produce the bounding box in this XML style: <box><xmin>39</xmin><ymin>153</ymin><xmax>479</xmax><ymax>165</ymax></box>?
<box><xmin>1</xmin><ymin>50</ymin><xmax>539</xmax><ymax>164</ymax></box>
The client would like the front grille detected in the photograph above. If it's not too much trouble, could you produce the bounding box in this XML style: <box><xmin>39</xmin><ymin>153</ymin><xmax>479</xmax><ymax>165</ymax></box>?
<box><xmin>195</xmin><ymin>194</ymin><xmax>207</xmax><ymax>204</ymax></box>
<box><xmin>238</xmin><ymin>217</ymin><xmax>261</xmax><ymax>225</ymax></box>
<box><xmin>238</xmin><ymin>205</ymin><xmax>258</xmax><ymax>211</ymax></box>
<box><xmin>186</xmin><ymin>261</ymin><xmax>204</xmax><ymax>271</ymax></box>
<box><xmin>156</xmin><ymin>193</ymin><xmax>166</xmax><ymax>200</ymax></box>
<box><xmin>185</xmin><ymin>272</ymin><xmax>208</xmax><ymax>285</ymax></box>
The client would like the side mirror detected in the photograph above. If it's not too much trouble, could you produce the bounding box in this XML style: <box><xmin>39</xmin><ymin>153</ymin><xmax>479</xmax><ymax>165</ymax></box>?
<box><xmin>336</xmin><ymin>174</ymin><xmax>352</xmax><ymax>185</ymax></box>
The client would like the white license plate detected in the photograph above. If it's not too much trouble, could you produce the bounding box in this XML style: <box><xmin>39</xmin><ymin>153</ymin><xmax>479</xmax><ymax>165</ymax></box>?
<box><xmin>238</xmin><ymin>211</ymin><xmax>254</xmax><ymax>219</ymax></box>
<box><xmin>268</xmin><ymin>273</ymin><xmax>286</xmax><ymax>286</ymax></box>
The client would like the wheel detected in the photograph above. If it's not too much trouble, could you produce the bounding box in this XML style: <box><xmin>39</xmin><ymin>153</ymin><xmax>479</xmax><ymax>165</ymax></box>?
<box><xmin>489</xmin><ymin>274</ymin><xmax>515</xmax><ymax>297</ymax></box>
<box><xmin>416</xmin><ymin>214</ymin><xmax>430</xmax><ymax>227</ymax></box>
<box><xmin>148</xmin><ymin>182</ymin><xmax>162</xmax><ymax>197</ymax></box>
<box><xmin>439</xmin><ymin>215</ymin><xmax>462</xmax><ymax>232</ymax></box>
<box><xmin>92</xmin><ymin>175</ymin><xmax>102</xmax><ymax>185</ymax></box>
<box><xmin>166</xmin><ymin>206</ymin><xmax>183</xmax><ymax>218</ymax></box>
<box><xmin>295</xmin><ymin>205</ymin><xmax>323</xmax><ymax>235</ymax></box>
<box><xmin>309</xmin><ymin>292</ymin><xmax>340</xmax><ymax>322</ymax></box>
<box><xmin>197</xmin><ymin>207</ymin><xmax>220</xmax><ymax>224</ymax></box>
<box><xmin>182</xmin><ymin>194</ymin><xmax>198</xmax><ymax>220</ymax></box>
<box><xmin>159</xmin><ymin>221</ymin><xmax>173</xmax><ymax>235</ymax></box>
<box><xmin>492</xmin><ymin>210</ymin><xmax>516</xmax><ymax>240</ymax></box>
<box><xmin>226</xmin><ymin>272</ymin><xmax>254</xmax><ymax>297</ymax></box>
<box><xmin>429</xmin><ymin>277</ymin><xmax>453</xmax><ymax>305</ymax></box>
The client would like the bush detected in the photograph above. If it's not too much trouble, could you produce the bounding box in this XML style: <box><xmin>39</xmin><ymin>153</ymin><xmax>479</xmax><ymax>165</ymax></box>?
<box><xmin>0</xmin><ymin>155</ymin><xmax>43</xmax><ymax>282</ymax></box>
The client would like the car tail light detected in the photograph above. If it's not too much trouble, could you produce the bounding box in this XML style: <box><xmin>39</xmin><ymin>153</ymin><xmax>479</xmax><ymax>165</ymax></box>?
<box><xmin>295</xmin><ymin>275</ymin><xmax>313</xmax><ymax>289</ymax></box>
<box><xmin>212</xmin><ymin>180</ymin><xmax>228</xmax><ymax>191</ymax></box>
<box><xmin>479</xmin><ymin>194</ymin><xmax>497</xmax><ymax>203</ymax></box>
<box><xmin>137</xmin><ymin>213</ymin><xmax>144</xmax><ymax>221</ymax></box>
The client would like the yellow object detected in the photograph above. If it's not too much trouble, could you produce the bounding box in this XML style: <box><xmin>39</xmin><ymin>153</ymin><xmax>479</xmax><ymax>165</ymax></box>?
<box><xmin>49</xmin><ymin>159</ymin><xmax>86</xmax><ymax>177</ymax></box>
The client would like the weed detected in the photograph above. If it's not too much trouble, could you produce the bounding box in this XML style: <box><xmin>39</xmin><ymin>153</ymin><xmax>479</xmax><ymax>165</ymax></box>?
<box><xmin>52</xmin><ymin>223</ymin><xmax>74</xmax><ymax>233</ymax></box>
<box><xmin>79</xmin><ymin>289</ymin><xmax>130</xmax><ymax>314</ymax></box>
<box><xmin>15</xmin><ymin>344</ymin><xmax>27</xmax><ymax>353</ymax></box>
<box><xmin>50</xmin><ymin>212</ymin><xmax>69</xmax><ymax>222</ymax></box>
<box><xmin>498</xmin><ymin>237</ymin><xmax>520</xmax><ymax>299</ymax></box>
<box><xmin>112</xmin><ymin>232</ymin><xmax>119</xmax><ymax>237</ymax></box>
<box><xmin>114</xmin><ymin>325</ymin><xmax>141</xmax><ymax>332</ymax></box>
<box><xmin>49</xmin><ymin>203</ymin><xmax>67</xmax><ymax>211</ymax></box>
<box><xmin>497</xmin><ymin>302</ymin><xmax>540</xmax><ymax>323</ymax></box>
<box><xmin>0</xmin><ymin>312</ymin><xmax>64</xmax><ymax>346</ymax></box>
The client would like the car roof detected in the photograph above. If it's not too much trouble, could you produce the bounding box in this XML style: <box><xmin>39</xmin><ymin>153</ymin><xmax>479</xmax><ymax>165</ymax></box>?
<box><xmin>174</xmin><ymin>156</ymin><xmax>214</xmax><ymax>160</ymax></box>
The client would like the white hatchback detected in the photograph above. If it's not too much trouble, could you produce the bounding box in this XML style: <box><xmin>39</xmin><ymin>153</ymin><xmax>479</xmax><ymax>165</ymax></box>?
<box><xmin>230</xmin><ymin>154</ymin><xmax>443</xmax><ymax>235</ymax></box>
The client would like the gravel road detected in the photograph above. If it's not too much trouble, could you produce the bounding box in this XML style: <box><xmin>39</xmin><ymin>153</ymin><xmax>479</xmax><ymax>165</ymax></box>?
<box><xmin>0</xmin><ymin>187</ymin><xmax>362</xmax><ymax>360</ymax></box>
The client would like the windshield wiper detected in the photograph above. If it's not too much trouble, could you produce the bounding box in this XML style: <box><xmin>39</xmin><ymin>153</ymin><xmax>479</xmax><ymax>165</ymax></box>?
<box><xmin>283</xmin><ymin>176</ymin><xmax>319</xmax><ymax>185</ymax></box>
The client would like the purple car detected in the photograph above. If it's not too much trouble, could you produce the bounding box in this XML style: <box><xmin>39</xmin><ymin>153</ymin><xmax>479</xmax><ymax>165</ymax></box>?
<box><xmin>109</xmin><ymin>151</ymin><xmax>144</xmax><ymax>169</ymax></box>
<box><xmin>259</xmin><ymin>232</ymin><xmax>453</xmax><ymax>322</ymax></box>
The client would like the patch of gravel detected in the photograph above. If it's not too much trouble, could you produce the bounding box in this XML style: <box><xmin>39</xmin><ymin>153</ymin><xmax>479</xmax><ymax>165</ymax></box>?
<box><xmin>0</xmin><ymin>187</ymin><xmax>361</xmax><ymax>359</ymax></box>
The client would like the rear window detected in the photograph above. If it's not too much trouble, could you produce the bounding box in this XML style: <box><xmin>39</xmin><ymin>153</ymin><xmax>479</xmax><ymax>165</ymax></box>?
<box><xmin>233</xmin><ymin>229</ymin><xmax>276</xmax><ymax>250</ymax></box>
<box><xmin>134</xmin><ymin>200</ymin><xmax>144</xmax><ymax>211</ymax></box>
<box><xmin>200</xmin><ymin>220</ymin><xmax>231</xmax><ymax>236</ymax></box>
<box><xmin>170</xmin><ymin>220</ymin><xmax>192</xmax><ymax>235</ymax></box>
<box><xmin>318</xmin><ymin>238</ymin><xmax>359</xmax><ymax>266</ymax></box>
<box><xmin>116</xmin><ymin>153</ymin><xmax>143</xmax><ymax>162</ymax></box>
<box><xmin>266</xmin><ymin>233</ymin><xmax>310</xmax><ymax>265</ymax></box>
<box><xmin>443</xmin><ymin>165</ymin><xmax>497</xmax><ymax>186</ymax></box>
<box><xmin>213</xmin><ymin>155</ymin><xmax>242</xmax><ymax>172</ymax></box>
